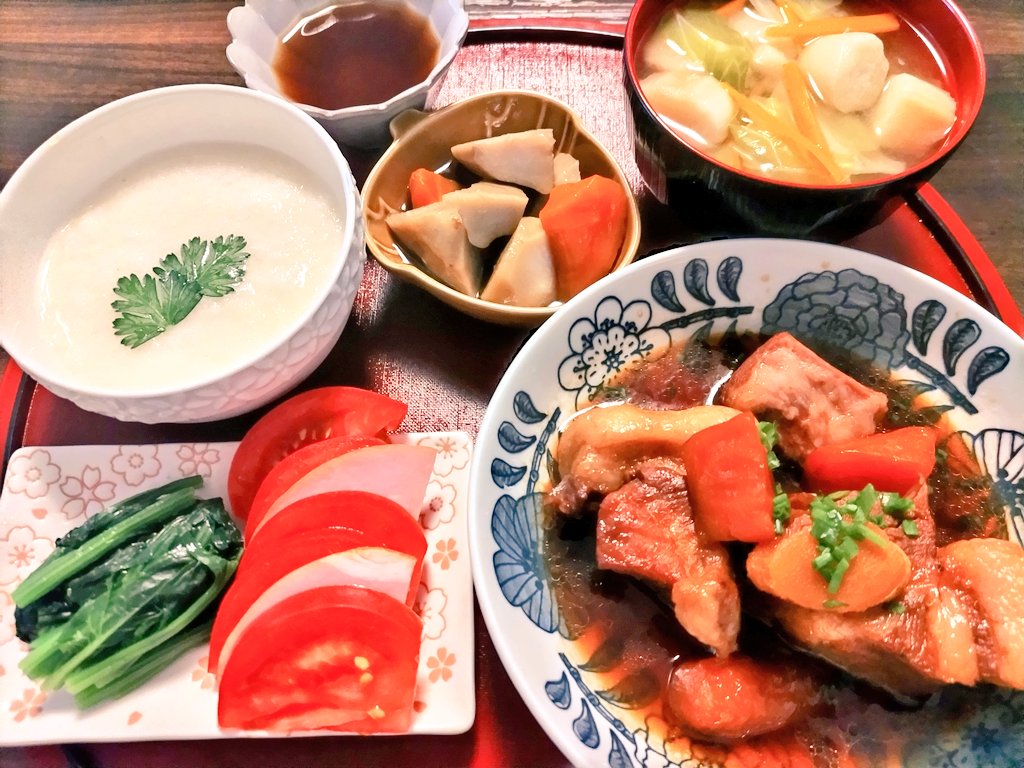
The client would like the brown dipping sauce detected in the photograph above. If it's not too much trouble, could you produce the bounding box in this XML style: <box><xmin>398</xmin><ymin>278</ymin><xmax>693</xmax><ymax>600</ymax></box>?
<box><xmin>272</xmin><ymin>2</ymin><xmax>440</xmax><ymax>111</ymax></box>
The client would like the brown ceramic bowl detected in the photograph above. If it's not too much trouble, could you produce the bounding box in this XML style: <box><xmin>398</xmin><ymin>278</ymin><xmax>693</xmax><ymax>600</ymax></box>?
<box><xmin>623</xmin><ymin>0</ymin><xmax>986</xmax><ymax>237</ymax></box>
<box><xmin>362</xmin><ymin>90</ymin><xmax>642</xmax><ymax>327</ymax></box>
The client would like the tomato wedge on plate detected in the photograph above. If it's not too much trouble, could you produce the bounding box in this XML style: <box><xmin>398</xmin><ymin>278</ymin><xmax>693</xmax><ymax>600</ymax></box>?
<box><xmin>239</xmin><ymin>491</ymin><xmax>428</xmax><ymax>578</ymax></box>
<box><xmin>243</xmin><ymin>435</ymin><xmax>384</xmax><ymax>528</ymax></box>
<box><xmin>245</xmin><ymin>443</ymin><xmax>436</xmax><ymax>542</ymax></box>
<box><xmin>228</xmin><ymin>387</ymin><xmax>408</xmax><ymax>520</ymax></box>
<box><xmin>217</xmin><ymin>585</ymin><xmax>421</xmax><ymax>733</ymax></box>
<box><xmin>214</xmin><ymin>547</ymin><xmax>418</xmax><ymax>678</ymax></box>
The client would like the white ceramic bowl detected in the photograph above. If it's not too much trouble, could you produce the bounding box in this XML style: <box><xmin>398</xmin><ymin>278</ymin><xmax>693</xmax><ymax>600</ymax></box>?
<box><xmin>0</xmin><ymin>84</ymin><xmax>364</xmax><ymax>424</ymax></box>
<box><xmin>226</xmin><ymin>0</ymin><xmax>470</xmax><ymax>148</ymax></box>
<box><xmin>469</xmin><ymin>239</ymin><xmax>1024</xmax><ymax>767</ymax></box>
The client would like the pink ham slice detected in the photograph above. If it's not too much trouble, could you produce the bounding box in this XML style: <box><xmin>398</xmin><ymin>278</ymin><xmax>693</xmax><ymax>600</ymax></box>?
<box><xmin>247</xmin><ymin>444</ymin><xmax>436</xmax><ymax>541</ymax></box>
<box><xmin>216</xmin><ymin>547</ymin><xmax>418</xmax><ymax>678</ymax></box>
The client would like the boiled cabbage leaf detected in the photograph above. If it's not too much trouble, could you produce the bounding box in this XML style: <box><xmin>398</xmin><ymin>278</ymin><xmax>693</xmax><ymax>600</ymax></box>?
<box><xmin>658</xmin><ymin>8</ymin><xmax>753</xmax><ymax>90</ymax></box>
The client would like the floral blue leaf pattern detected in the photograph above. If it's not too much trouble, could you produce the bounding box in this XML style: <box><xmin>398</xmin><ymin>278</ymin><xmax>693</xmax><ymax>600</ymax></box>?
<box><xmin>942</xmin><ymin>318</ymin><xmax>981</xmax><ymax>375</ymax></box>
<box><xmin>762</xmin><ymin>269</ymin><xmax>911</xmax><ymax>369</ymax></box>
<box><xmin>608</xmin><ymin>732</ymin><xmax>633</xmax><ymax>768</ymax></box>
<box><xmin>912</xmin><ymin>299</ymin><xmax>946</xmax><ymax>356</ymax></box>
<box><xmin>579</xmin><ymin>636</ymin><xmax>624</xmax><ymax>673</ymax></box>
<box><xmin>497</xmin><ymin>421</ymin><xmax>535</xmax><ymax>453</ymax></box>
<box><xmin>913</xmin><ymin>404</ymin><xmax>956</xmax><ymax>425</ymax></box>
<box><xmin>967</xmin><ymin>347</ymin><xmax>1010</xmax><ymax>395</ymax></box>
<box><xmin>895</xmin><ymin>379</ymin><xmax>938</xmax><ymax>396</ymax></box>
<box><xmin>513</xmin><ymin>391</ymin><xmax>547</xmax><ymax>424</ymax></box>
<box><xmin>960</xmin><ymin>428</ymin><xmax>1024</xmax><ymax>521</ymax></box>
<box><xmin>717</xmin><ymin>256</ymin><xmax>742</xmax><ymax>301</ymax></box>
<box><xmin>492</xmin><ymin>493</ymin><xmax>562</xmax><ymax>633</ymax></box>
<box><xmin>596</xmin><ymin>670</ymin><xmax>659</xmax><ymax>710</ymax></box>
<box><xmin>683</xmin><ymin>259</ymin><xmax>714</xmax><ymax>306</ymax></box>
<box><xmin>558</xmin><ymin>298</ymin><xmax>670</xmax><ymax>406</ymax></box>
<box><xmin>572</xmin><ymin>700</ymin><xmax>600</xmax><ymax>749</ymax></box>
<box><xmin>651</xmin><ymin>270</ymin><xmax>685</xmax><ymax>313</ymax></box>
<box><xmin>545</xmin><ymin>672</ymin><xmax>572</xmax><ymax>710</ymax></box>
<box><xmin>490</xmin><ymin>458</ymin><xmax>526</xmax><ymax>488</ymax></box>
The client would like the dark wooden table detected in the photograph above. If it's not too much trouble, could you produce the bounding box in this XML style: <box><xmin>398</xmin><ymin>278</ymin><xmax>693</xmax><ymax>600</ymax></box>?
<box><xmin>0</xmin><ymin>2</ymin><xmax>1021</xmax><ymax>767</ymax></box>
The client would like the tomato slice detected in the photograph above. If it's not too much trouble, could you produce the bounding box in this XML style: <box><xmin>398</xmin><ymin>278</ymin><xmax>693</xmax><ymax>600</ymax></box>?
<box><xmin>244</xmin><ymin>435</ymin><xmax>384</xmax><ymax>527</ymax></box>
<box><xmin>245</xmin><ymin>444</ymin><xmax>436</xmax><ymax>542</ymax></box>
<box><xmin>213</xmin><ymin>547</ymin><xmax>418</xmax><ymax>678</ymax></box>
<box><xmin>228</xmin><ymin>387</ymin><xmax>408</xmax><ymax>520</ymax></box>
<box><xmin>241</xmin><ymin>490</ymin><xmax>428</xmax><ymax>572</ymax></box>
<box><xmin>211</xmin><ymin>491</ymin><xmax>428</xmax><ymax>674</ymax></box>
<box><xmin>217</xmin><ymin>585</ymin><xmax>421</xmax><ymax>733</ymax></box>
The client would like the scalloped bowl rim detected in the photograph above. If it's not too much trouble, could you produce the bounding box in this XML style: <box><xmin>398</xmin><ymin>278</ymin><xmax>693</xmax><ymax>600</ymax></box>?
<box><xmin>0</xmin><ymin>83</ymin><xmax>359</xmax><ymax>400</ymax></box>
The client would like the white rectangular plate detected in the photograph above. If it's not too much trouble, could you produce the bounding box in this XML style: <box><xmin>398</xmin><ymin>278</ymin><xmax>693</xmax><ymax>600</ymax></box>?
<box><xmin>0</xmin><ymin>432</ymin><xmax>475</xmax><ymax>744</ymax></box>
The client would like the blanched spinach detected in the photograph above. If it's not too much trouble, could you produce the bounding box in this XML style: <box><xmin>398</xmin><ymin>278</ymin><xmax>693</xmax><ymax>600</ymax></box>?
<box><xmin>13</xmin><ymin>478</ymin><xmax>242</xmax><ymax>707</ymax></box>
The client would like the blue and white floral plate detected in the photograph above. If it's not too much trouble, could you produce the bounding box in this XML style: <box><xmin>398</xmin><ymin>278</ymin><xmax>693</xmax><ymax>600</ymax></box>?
<box><xmin>468</xmin><ymin>239</ymin><xmax>1024</xmax><ymax>768</ymax></box>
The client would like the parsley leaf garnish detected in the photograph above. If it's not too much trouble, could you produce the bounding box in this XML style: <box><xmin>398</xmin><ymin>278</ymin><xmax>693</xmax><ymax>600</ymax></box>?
<box><xmin>112</xmin><ymin>235</ymin><xmax>249</xmax><ymax>348</ymax></box>
<box><xmin>156</xmin><ymin>235</ymin><xmax>249</xmax><ymax>298</ymax></box>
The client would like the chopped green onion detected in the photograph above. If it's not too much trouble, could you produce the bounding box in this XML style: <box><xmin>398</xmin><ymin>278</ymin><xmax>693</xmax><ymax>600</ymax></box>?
<box><xmin>902</xmin><ymin>519</ymin><xmax>920</xmax><ymax>538</ymax></box>
<box><xmin>886</xmin><ymin>600</ymin><xmax>907</xmax><ymax>615</ymax></box>
<box><xmin>808</xmin><ymin>484</ymin><xmax>896</xmax><ymax>593</ymax></box>
<box><xmin>881</xmin><ymin>492</ymin><xmax>914</xmax><ymax>515</ymax></box>
<box><xmin>823</xmin><ymin>599</ymin><xmax>847</xmax><ymax>610</ymax></box>
<box><xmin>757</xmin><ymin>420</ymin><xmax>782</xmax><ymax>470</ymax></box>
<box><xmin>772</xmin><ymin>483</ymin><xmax>791</xmax><ymax>535</ymax></box>
<box><xmin>827</xmin><ymin>558</ymin><xmax>850</xmax><ymax>593</ymax></box>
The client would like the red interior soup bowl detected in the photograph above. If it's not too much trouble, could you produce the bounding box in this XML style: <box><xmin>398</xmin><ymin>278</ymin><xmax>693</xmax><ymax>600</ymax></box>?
<box><xmin>623</xmin><ymin>0</ymin><xmax>985</xmax><ymax>237</ymax></box>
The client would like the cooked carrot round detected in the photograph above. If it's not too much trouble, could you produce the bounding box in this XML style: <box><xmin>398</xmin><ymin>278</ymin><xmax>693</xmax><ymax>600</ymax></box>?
<box><xmin>746</xmin><ymin>526</ymin><xmax>911</xmax><ymax>612</ymax></box>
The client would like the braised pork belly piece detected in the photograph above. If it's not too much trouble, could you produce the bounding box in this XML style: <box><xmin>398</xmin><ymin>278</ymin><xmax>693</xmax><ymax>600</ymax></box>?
<box><xmin>764</xmin><ymin>484</ymin><xmax>945</xmax><ymax>696</ymax></box>
<box><xmin>551</xmin><ymin>403</ymin><xmax>738</xmax><ymax>514</ymax></box>
<box><xmin>762</xmin><ymin>484</ymin><xmax>1024</xmax><ymax>696</ymax></box>
<box><xmin>596</xmin><ymin>458</ymin><xmax>740</xmax><ymax>656</ymax></box>
<box><xmin>937</xmin><ymin>537</ymin><xmax>1024</xmax><ymax>689</ymax></box>
<box><xmin>719</xmin><ymin>332</ymin><xmax>887</xmax><ymax>460</ymax></box>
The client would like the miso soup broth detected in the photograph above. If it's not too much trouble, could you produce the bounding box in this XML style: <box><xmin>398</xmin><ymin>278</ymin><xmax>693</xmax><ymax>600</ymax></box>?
<box><xmin>637</xmin><ymin>0</ymin><xmax>959</xmax><ymax>185</ymax></box>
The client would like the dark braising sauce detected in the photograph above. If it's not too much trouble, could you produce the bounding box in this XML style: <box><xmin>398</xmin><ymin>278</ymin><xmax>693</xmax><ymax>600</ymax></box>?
<box><xmin>272</xmin><ymin>2</ymin><xmax>440</xmax><ymax>111</ymax></box>
<box><xmin>544</xmin><ymin>332</ymin><xmax>1003</xmax><ymax>763</ymax></box>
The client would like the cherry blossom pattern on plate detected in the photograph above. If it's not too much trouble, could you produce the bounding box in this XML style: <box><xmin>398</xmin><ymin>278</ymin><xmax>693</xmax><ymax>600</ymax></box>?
<box><xmin>418</xmin><ymin>433</ymin><xmax>470</xmax><ymax>478</ymax></box>
<box><xmin>191</xmin><ymin>656</ymin><xmax>216</xmax><ymax>691</ymax></box>
<box><xmin>415</xmin><ymin>583</ymin><xmax>448</xmax><ymax>641</ymax></box>
<box><xmin>176</xmin><ymin>443</ymin><xmax>221</xmax><ymax>479</ymax></box>
<box><xmin>420</xmin><ymin>480</ymin><xmax>457</xmax><ymax>531</ymax></box>
<box><xmin>110</xmin><ymin>445</ymin><xmax>162</xmax><ymax>487</ymax></box>
<box><xmin>432</xmin><ymin>538</ymin><xmax>459</xmax><ymax>571</ymax></box>
<box><xmin>426</xmin><ymin>648</ymin><xmax>456</xmax><ymax>683</ymax></box>
<box><xmin>4</xmin><ymin>450</ymin><xmax>61</xmax><ymax>500</ymax></box>
<box><xmin>0</xmin><ymin>527</ymin><xmax>55</xmax><ymax>587</ymax></box>
<box><xmin>9</xmin><ymin>686</ymin><xmax>46</xmax><ymax>722</ymax></box>
<box><xmin>60</xmin><ymin>466</ymin><xmax>116</xmax><ymax>522</ymax></box>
